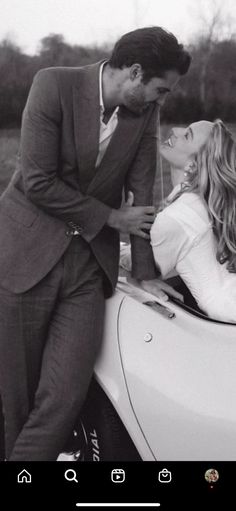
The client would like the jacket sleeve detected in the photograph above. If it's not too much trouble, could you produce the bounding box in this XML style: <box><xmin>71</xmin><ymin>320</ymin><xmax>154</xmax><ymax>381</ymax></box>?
<box><xmin>20</xmin><ymin>68</ymin><xmax>111</xmax><ymax>243</ymax></box>
<box><xmin>125</xmin><ymin>104</ymin><xmax>160</xmax><ymax>280</ymax></box>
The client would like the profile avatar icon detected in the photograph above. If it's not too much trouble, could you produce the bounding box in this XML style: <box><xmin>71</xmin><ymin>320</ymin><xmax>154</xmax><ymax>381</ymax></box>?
<box><xmin>204</xmin><ymin>468</ymin><xmax>219</xmax><ymax>485</ymax></box>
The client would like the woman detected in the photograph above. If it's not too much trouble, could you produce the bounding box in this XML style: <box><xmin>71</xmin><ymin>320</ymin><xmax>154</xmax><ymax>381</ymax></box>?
<box><xmin>121</xmin><ymin>119</ymin><xmax>236</xmax><ymax>323</ymax></box>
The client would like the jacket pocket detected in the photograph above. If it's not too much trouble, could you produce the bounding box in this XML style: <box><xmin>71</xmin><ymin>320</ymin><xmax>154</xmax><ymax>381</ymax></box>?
<box><xmin>0</xmin><ymin>198</ymin><xmax>38</xmax><ymax>227</ymax></box>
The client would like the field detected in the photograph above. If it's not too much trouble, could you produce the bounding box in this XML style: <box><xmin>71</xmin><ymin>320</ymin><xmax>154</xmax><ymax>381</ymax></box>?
<box><xmin>1</xmin><ymin>124</ymin><xmax>236</xmax><ymax>203</ymax></box>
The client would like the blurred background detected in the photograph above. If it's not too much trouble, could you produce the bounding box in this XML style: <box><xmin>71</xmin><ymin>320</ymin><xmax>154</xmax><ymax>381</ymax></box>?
<box><xmin>1</xmin><ymin>0</ymin><xmax>236</xmax><ymax>199</ymax></box>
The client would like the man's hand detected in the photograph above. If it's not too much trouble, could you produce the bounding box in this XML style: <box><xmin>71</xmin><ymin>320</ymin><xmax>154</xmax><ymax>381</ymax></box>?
<box><xmin>107</xmin><ymin>191</ymin><xmax>156</xmax><ymax>239</ymax></box>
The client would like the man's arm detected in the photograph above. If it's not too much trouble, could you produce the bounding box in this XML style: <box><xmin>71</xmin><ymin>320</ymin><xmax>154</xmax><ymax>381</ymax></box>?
<box><xmin>21</xmin><ymin>69</ymin><xmax>112</xmax><ymax>243</ymax></box>
<box><xmin>124</xmin><ymin>106</ymin><xmax>183</xmax><ymax>301</ymax></box>
<box><xmin>125</xmin><ymin>103</ymin><xmax>159</xmax><ymax>280</ymax></box>
<box><xmin>21</xmin><ymin>69</ymin><xmax>156</xmax><ymax>242</ymax></box>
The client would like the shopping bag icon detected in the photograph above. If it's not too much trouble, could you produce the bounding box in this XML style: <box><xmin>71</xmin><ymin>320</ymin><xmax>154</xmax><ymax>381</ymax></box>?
<box><xmin>158</xmin><ymin>468</ymin><xmax>172</xmax><ymax>483</ymax></box>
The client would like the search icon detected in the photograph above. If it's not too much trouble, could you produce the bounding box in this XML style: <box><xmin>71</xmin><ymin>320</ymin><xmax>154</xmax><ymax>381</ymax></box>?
<box><xmin>64</xmin><ymin>469</ymin><xmax>78</xmax><ymax>483</ymax></box>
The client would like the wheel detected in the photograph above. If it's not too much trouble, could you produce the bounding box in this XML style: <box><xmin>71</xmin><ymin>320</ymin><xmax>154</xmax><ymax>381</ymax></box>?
<box><xmin>58</xmin><ymin>379</ymin><xmax>141</xmax><ymax>461</ymax></box>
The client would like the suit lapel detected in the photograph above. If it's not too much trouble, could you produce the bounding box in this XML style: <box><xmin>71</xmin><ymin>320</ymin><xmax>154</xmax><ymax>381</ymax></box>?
<box><xmin>73</xmin><ymin>62</ymin><xmax>101</xmax><ymax>187</ymax></box>
<box><xmin>88</xmin><ymin>106</ymin><xmax>146</xmax><ymax>194</ymax></box>
<box><xmin>73</xmin><ymin>61</ymin><xmax>148</xmax><ymax>194</ymax></box>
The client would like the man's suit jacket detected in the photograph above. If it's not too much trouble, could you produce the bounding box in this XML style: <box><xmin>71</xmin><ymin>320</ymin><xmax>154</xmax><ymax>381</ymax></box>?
<box><xmin>0</xmin><ymin>61</ymin><xmax>158</xmax><ymax>297</ymax></box>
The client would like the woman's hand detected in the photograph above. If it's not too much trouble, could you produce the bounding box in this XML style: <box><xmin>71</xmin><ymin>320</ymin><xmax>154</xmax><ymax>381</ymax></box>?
<box><xmin>127</xmin><ymin>276</ymin><xmax>184</xmax><ymax>302</ymax></box>
<box><xmin>140</xmin><ymin>278</ymin><xmax>184</xmax><ymax>301</ymax></box>
<box><xmin>125</xmin><ymin>190</ymin><xmax>134</xmax><ymax>206</ymax></box>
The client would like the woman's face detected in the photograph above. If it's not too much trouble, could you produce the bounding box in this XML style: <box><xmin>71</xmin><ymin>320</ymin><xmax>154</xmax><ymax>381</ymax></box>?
<box><xmin>160</xmin><ymin>121</ymin><xmax>213</xmax><ymax>168</ymax></box>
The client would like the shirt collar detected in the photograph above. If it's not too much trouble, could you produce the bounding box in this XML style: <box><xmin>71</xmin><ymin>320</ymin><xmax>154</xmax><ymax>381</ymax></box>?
<box><xmin>99</xmin><ymin>62</ymin><xmax>106</xmax><ymax>114</ymax></box>
<box><xmin>167</xmin><ymin>183</ymin><xmax>182</xmax><ymax>201</ymax></box>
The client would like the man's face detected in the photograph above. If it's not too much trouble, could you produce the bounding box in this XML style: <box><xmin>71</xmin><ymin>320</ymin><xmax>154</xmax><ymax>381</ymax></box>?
<box><xmin>122</xmin><ymin>67</ymin><xmax>180</xmax><ymax>115</ymax></box>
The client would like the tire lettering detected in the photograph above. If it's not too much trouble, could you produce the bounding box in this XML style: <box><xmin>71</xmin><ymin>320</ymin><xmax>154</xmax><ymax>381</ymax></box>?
<box><xmin>91</xmin><ymin>438</ymin><xmax>99</xmax><ymax>450</ymax></box>
<box><xmin>90</xmin><ymin>429</ymin><xmax>97</xmax><ymax>438</ymax></box>
<box><xmin>89</xmin><ymin>429</ymin><xmax>100</xmax><ymax>461</ymax></box>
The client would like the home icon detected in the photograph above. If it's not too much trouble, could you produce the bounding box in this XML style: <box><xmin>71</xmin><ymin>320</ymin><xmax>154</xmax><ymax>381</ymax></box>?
<box><xmin>17</xmin><ymin>469</ymin><xmax>32</xmax><ymax>484</ymax></box>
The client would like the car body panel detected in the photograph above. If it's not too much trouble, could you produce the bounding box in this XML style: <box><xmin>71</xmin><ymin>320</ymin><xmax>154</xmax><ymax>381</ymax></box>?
<box><xmin>94</xmin><ymin>286</ymin><xmax>155</xmax><ymax>460</ymax></box>
<box><xmin>95</xmin><ymin>278</ymin><xmax>236</xmax><ymax>461</ymax></box>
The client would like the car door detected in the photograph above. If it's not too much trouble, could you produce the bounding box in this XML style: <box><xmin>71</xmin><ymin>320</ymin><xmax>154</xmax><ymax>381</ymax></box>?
<box><xmin>118</xmin><ymin>294</ymin><xmax>236</xmax><ymax>460</ymax></box>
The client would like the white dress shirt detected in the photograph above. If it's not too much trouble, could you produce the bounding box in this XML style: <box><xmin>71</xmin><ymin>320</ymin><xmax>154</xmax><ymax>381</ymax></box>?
<box><xmin>95</xmin><ymin>62</ymin><xmax>119</xmax><ymax>168</ymax></box>
<box><xmin>151</xmin><ymin>188</ymin><xmax>236</xmax><ymax>323</ymax></box>
<box><xmin>119</xmin><ymin>186</ymin><xmax>236</xmax><ymax>322</ymax></box>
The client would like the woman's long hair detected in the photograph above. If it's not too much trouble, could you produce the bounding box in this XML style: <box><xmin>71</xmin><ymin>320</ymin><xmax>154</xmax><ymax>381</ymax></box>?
<box><xmin>168</xmin><ymin>120</ymin><xmax>236</xmax><ymax>272</ymax></box>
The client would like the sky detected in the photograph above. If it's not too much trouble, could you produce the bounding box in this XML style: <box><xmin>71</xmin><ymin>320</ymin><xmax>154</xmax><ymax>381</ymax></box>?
<box><xmin>0</xmin><ymin>0</ymin><xmax>236</xmax><ymax>54</ymax></box>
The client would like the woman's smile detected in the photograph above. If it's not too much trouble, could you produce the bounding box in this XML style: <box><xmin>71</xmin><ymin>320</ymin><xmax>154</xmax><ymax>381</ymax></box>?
<box><xmin>160</xmin><ymin>121</ymin><xmax>213</xmax><ymax>168</ymax></box>
<box><xmin>163</xmin><ymin>134</ymin><xmax>174</xmax><ymax>147</ymax></box>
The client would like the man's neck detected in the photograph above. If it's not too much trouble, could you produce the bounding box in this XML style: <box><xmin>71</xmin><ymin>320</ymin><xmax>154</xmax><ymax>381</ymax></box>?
<box><xmin>102</xmin><ymin>63</ymin><xmax>123</xmax><ymax>110</ymax></box>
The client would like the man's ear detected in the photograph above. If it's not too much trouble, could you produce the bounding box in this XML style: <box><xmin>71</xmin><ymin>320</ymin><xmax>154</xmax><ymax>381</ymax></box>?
<box><xmin>130</xmin><ymin>63</ymin><xmax>143</xmax><ymax>81</ymax></box>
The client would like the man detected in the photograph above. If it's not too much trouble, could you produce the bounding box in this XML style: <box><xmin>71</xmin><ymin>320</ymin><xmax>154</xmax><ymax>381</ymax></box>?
<box><xmin>0</xmin><ymin>27</ymin><xmax>190</xmax><ymax>460</ymax></box>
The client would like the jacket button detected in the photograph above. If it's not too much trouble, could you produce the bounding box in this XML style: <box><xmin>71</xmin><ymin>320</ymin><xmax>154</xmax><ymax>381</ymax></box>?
<box><xmin>73</xmin><ymin>227</ymin><xmax>83</xmax><ymax>235</ymax></box>
<box><xmin>66</xmin><ymin>226</ymin><xmax>83</xmax><ymax>236</ymax></box>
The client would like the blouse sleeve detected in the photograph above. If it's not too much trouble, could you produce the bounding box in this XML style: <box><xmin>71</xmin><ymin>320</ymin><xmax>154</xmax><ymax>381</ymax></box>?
<box><xmin>150</xmin><ymin>211</ymin><xmax>190</xmax><ymax>278</ymax></box>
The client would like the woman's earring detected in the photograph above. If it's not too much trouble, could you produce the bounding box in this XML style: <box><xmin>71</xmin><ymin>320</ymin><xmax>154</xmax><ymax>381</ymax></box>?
<box><xmin>183</xmin><ymin>161</ymin><xmax>197</xmax><ymax>180</ymax></box>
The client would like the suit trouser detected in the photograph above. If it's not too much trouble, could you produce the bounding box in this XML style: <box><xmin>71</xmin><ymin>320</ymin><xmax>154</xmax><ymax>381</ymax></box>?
<box><xmin>0</xmin><ymin>236</ymin><xmax>105</xmax><ymax>460</ymax></box>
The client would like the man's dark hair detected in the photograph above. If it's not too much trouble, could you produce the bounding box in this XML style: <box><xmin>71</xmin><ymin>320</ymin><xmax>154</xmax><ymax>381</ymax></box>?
<box><xmin>108</xmin><ymin>26</ymin><xmax>191</xmax><ymax>83</ymax></box>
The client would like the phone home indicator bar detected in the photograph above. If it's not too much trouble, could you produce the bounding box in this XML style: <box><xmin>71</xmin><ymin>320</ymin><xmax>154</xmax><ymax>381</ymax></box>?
<box><xmin>76</xmin><ymin>504</ymin><xmax>161</xmax><ymax>508</ymax></box>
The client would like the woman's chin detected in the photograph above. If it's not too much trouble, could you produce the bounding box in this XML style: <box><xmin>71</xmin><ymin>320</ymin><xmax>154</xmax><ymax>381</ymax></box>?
<box><xmin>159</xmin><ymin>147</ymin><xmax>171</xmax><ymax>163</ymax></box>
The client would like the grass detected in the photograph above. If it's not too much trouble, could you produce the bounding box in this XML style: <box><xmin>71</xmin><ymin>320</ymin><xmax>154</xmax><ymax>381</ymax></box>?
<box><xmin>1</xmin><ymin>123</ymin><xmax>236</xmax><ymax>201</ymax></box>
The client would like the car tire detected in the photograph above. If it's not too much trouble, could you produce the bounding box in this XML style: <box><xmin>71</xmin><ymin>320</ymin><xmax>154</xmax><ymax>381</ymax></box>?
<box><xmin>60</xmin><ymin>379</ymin><xmax>142</xmax><ymax>462</ymax></box>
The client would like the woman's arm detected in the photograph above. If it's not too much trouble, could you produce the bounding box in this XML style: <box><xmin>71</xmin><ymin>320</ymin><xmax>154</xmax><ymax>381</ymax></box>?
<box><xmin>150</xmin><ymin>211</ymin><xmax>190</xmax><ymax>278</ymax></box>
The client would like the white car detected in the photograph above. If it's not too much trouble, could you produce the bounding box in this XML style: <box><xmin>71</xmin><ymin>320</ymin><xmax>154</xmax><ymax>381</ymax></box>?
<box><xmin>1</xmin><ymin>276</ymin><xmax>236</xmax><ymax>462</ymax></box>
<box><xmin>59</xmin><ymin>275</ymin><xmax>236</xmax><ymax>462</ymax></box>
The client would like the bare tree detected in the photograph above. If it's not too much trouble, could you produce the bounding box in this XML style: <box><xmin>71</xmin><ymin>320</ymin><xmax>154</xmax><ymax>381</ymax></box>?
<box><xmin>196</xmin><ymin>0</ymin><xmax>235</xmax><ymax>41</ymax></box>
<box><xmin>190</xmin><ymin>0</ymin><xmax>236</xmax><ymax>106</ymax></box>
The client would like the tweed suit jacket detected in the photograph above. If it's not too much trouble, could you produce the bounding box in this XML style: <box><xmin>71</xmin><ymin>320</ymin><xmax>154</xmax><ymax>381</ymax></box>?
<box><xmin>0</xmin><ymin>61</ymin><xmax>158</xmax><ymax>296</ymax></box>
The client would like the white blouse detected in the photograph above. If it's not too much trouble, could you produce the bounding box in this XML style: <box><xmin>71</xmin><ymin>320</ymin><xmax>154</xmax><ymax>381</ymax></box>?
<box><xmin>150</xmin><ymin>189</ymin><xmax>236</xmax><ymax>323</ymax></box>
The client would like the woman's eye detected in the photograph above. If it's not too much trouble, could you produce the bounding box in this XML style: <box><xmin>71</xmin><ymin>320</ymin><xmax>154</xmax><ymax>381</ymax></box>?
<box><xmin>185</xmin><ymin>132</ymin><xmax>189</xmax><ymax>139</ymax></box>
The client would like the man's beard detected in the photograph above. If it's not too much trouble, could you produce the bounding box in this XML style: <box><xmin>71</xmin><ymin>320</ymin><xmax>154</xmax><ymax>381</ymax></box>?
<box><xmin>125</xmin><ymin>85</ymin><xmax>149</xmax><ymax>115</ymax></box>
